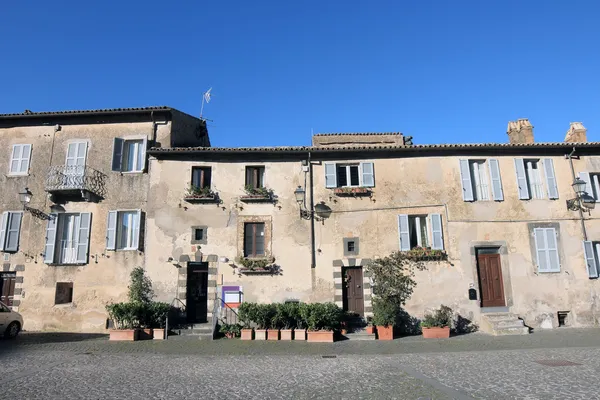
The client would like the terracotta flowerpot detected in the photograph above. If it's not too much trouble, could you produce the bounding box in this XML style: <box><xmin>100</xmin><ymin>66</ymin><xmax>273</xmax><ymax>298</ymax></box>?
<box><xmin>225</xmin><ymin>332</ymin><xmax>235</xmax><ymax>339</ymax></box>
<box><xmin>422</xmin><ymin>326</ymin><xmax>450</xmax><ymax>339</ymax></box>
<box><xmin>294</xmin><ymin>329</ymin><xmax>307</xmax><ymax>341</ymax></box>
<box><xmin>255</xmin><ymin>329</ymin><xmax>267</xmax><ymax>341</ymax></box>
<box><xmin>153</xmin><ymin>328</ymin><xmax>166</xmax><ymax>340</ymax></box>
<box><xmin>267</xmin><ymin>329</ymin><xmax>280</xmax><ymax>341</ymax></box>
<box><xmin>139</xmin><ymin>328</ymin><xmax>154</xmax><ymax>340</ymax></box>
<box><xmin>280</xmin><ymin>329</ymin><xmax>294</xmax><ymax>341</ymax></box>
<box><xmin>376</xmin><ymin>325</ymin><xmax>394</xmax><ymax>340</ymax></box>
<box><xmin>241</xmin><ymin>328</ymin><xmax>254</xmax><ymax>340</ymax></box>
<box><xmin>366</xmin><ymin>326</ymin><xmax>376</xmax><ymax>335</ymax></box>
<box><xmin>341</xmin><ymin>329</ymin><xmax>348</xmax><ymax>335</ymax></box>
<box><xmin>307</xmin><ymin>330</ymin><xmax>334</xmax><ymax>342</ymax></box>
<box><xmin>109</xmin><ymin>329</ymin><xmax>139</xmax><ymax>341</ymax></box>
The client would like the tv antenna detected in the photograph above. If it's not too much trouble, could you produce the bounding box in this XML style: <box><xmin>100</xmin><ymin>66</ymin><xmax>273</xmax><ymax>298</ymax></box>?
<box><xmin>200</xmin><ymin>87</ymin><xmax>212</xmax><ymax>119</ymax></box>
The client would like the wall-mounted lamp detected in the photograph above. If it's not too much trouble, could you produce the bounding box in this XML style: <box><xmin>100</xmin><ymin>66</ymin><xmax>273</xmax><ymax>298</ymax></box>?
<box><xmin>567</xmin><ymin>178</ymin><xmax>595</xmax><ymax>212</ymax></box>
<box><xmin>294</xmin><ymin>186</ymin><xmax>332</xmax><ymax>222</ymax></box>
<box><xmin>18</xmin><ymin>187</ymin><xmax>32</xmax><ymax>208</ymax></box>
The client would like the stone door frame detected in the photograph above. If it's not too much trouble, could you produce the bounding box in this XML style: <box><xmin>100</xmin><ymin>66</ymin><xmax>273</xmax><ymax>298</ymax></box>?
<box><xmin>333</xmin><ymin>258</ymin><xmax>372</xmax><ymax>318</ymax></box>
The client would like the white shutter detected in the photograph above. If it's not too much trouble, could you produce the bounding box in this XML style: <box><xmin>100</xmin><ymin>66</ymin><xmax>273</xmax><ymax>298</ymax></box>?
<box><xmin>9</xmin><ymin>145</ymin><xmax>21</xmax><ymax>174</ymax></box>
<box><xmin>140</xmin><ymin>137</ymin><xmax>148</xmax><ymax>172</ymax></box>
<box><xmin>579</xmin><ymin>172</ymin><xmax>593</xmax><ymax>198</ymax></box>
<box><xmin>132</xmin><ymin>210</ymin><xmax>141</xmax><ymax>250</ymax></box>
<box><xmin>20</xmin><ymin>144</ymin><xmax>32</xmax><ymax>174</ymax></box>
<box><xmin>44</xmin><ymin>214</ymin><xmax>58</xmax><ymax>264</ymax></box>
<box><xmin>543</xmin><ymin>159</ymin><xmax>559</xmax><ymax>199</ymax></box>
<box><xmin>106</xmin><ymin>211</ymin><xmax>117</xmax><ymax>250</ymax></box>
<box><xmin>488</xmin><ymin>159</ymin><xmax>504</xmax><ymax>201</ymax></box>
<box><xmin>459</xmin><ymin>160</ymin><xmax>474</xmax><ymax>201</ymax></box>
<box><xmin>583</xmin><ymin>241</ymin><xmax>599</xmax><ymax>279</ymax></box>
<box><xmin>398</xmin><ymin>214</ymin><xmax>410</xmax><ymax>251</ymax></box>
<box><xmin>112</xmin><ymin>138</ymin><xmax>124</xmax><ymax>172</ymax></box>
<box><xmin>0</xmin><ymin>212</ymin><xmax>8</xmax><ymax>251</ymax></box>
<box><xmin>514</xmin><ymin>159</ymin><xmax>530</xmax><ymax>200</ymax></box>
<box><xmin>533</xmin><ymin>228</ymin><xmax>547</xmax><ymax>272</ymax></box>
<box><xmin>324</xmin><ymin>163</ymin><xmax>337</xmax><ymax>188</ymax></box>
<box><xmin>545</xmin><ymin>228</ymin><xmax>560</xmax><ymax>272</ymax></box>
<box><xmin>360</xmin><ymin>162</ymin><xmax>375</xmax><ymax>188</ymax></box>
<box><xmin>76</xmin><ymin>213</ymin><xmax>91</xmax><ymax>264</ymax></box>
<box><xmin>430</xmin><ymin>213</ymin><xmax>444</xmax><ymax>250</ymax></box>
<box><xmin>4</xmin><ymin>212</ymin><xmax>22</xmax><ymax>252</ymax></box>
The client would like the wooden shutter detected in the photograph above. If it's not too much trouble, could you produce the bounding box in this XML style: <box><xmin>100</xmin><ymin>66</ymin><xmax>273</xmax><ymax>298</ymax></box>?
<box><xmin>545</xmin><ymin>228</ymin><xmax>560</xmax><ymax>272</ymax></box>
<box><xmin>140</xmin><ymin>137</ymin><xmax>148</xmax><ymax>172</ymax></box>
<box><xmin>430</xmin><ymin>213</ymin><xmax>444</xmax><ymax>250</ymax></box>
<box><xmin>533</xmin><ymin>228</ymin><xmax>547</xmax><ymax>272</ymax></box>
<box><xmin>20</xmin><ymin>144</ymin><xmax>32</xmax><ymax>174</ymax></box>
<box><xmin>0</xmin><ymin>212</ymin><xmax>8</xmax><ymax>251</ymax></box>
<box><xmin>534</xmin><ymin>228</ymin><xmax>560</xmax><ymax>273</ymax></box>
<box><xmin>543</xmin><ymin>159</ymin><xmax>559</xmax><ymax>199</ymax></box>
<box><xmin>112</xmin><ymin>138</ymin><xmax>124</xmax><ymax>172</ymax></box>
<box><xmin>398</xmin><ymin>214</ymin><xmax>410</xmax><ymax>251</ymax></box>
<box><xmin>583</xmin><ymin>241</ymin><xmax>599</xmax><ymax>279</ymax></box>
<box><xmin>459</xmin><ymin>160</ymin><xmax>474</xmax><ymax>201</ymax></box>
<box><xmin>579</xmin><ymin>172</ymin><xmax>593</xmax><ymax>198</ymax></box>
<box><xmin>132</xmin><ymin>210</ymin><xmax>142</xmax><ymax>250</ymax></box>
<box><xmin>76</xmin><ymin>212</ymin><xmax>91</xmax><ymax>264</ymax></box>
<box><xmin>10</xmin><ymin>145</ymin><xmax>21</xmax><ymax>174</ymax></box>
<box><xmin>514</xmin><ymin>159</ymin><xmax>530</xmax><ymax>200</ymax></box>
<box><xmin>488</xmin><ymin>159</ymin><xmax>504</xmax><ymax>201</ymax></box>
<box><xmin>324</xmin><ymin>163</ymin><xmax>337</xmax><ymax>188</ymax></box>
<box><xmin>44</xmin><ymin>214</ymin><xmax>58</xmax><ymax>264</ymax></box>
<box><xmin>106</xmin><ymin>211</ymin><xmax>117</xmax><ymax>250</ymax></box>
<box><xmin>5</xmin><ymin>212</ymin><xmax>22</xmax><ymax>252</ymax></box>
<box><xmin>360</xmin><ymin>162</ymin><xmax>375</xmax><ymax>187</ymax></box>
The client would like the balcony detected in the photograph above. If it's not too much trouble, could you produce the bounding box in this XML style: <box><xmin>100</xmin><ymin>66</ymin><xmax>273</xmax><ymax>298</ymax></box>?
<box><xmin>45</xmin><ymin>165</ymin><xmax>107</xmax><ymax>201</ymax></box>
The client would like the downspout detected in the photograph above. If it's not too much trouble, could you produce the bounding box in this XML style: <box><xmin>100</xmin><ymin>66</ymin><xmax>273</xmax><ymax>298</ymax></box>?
<box><xmin>309</xmin><ymin>151</ymin><xmax>316</xmax><ymax>269</ymax></box>
<box><xmin>150</xmin><ymin>111</ymin><xmax>157</xmax><ymax>145</ymax></box>
<box><xmin>567</xmin><ymin>146</ymin><xmax>588</xmax><ymax>240</ymax></box>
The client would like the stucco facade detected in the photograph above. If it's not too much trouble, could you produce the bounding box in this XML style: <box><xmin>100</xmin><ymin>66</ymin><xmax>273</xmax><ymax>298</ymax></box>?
<box><xmin>0</xmin><ymin>107</ymin><xmax>207</xmax><ymax>332</ymax></box>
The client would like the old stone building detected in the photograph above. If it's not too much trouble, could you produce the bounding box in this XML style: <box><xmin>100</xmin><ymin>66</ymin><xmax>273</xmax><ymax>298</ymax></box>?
<box><xmin>145</xmin><ymin>120</ymin><xmax>600</xmax><ymax>334</ymax></box>
<box><xmin>0</xmin><ymin>107</ymin><xmax>208</xmax><ymax>332</ymax></box>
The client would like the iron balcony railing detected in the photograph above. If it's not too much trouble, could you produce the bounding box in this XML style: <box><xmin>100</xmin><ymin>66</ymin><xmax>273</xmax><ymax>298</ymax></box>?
<box><xmin>45</xmin><ymin>165</ymin><xmax>107</xmax><ymax>198</ymax></box>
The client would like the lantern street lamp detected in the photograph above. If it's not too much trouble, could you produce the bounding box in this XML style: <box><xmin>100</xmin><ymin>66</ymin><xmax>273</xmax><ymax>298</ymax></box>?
<box><xmin>18</xmin><ymin>187</ymin><xmax>32</xmax><ymax>208</ymax></box>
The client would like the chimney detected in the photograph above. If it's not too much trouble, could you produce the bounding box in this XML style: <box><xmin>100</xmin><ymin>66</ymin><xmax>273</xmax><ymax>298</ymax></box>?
<box><xmin>507</xmin><ymin>119</ymin><xmax>534</xmax><ymax>144</ymax></box>
<box><xmin>565</xmin><ymin>122</ymin><xmax>587</xmax><ymax>143</ymax></box>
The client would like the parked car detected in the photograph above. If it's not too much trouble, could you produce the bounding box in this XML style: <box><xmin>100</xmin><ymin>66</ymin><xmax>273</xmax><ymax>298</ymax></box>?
<box><xmin>0</xmin><ymin>301</ymin><xmax>22</xmax><ymax>338</ymax></box>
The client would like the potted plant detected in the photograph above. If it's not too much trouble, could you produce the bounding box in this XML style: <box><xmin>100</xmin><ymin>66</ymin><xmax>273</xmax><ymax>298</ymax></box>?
<box><xmin>277</xmin><ymin>302</ymin><xmax>298</xmax><ymax>341</ymax></box>
<box><xmin>238</xmin><ymin>302</ymin><xmax>256</xmax><ymax>340</ymax></box>
<box><xmin>150</xmin><ymin>302</ymin><xmax>170</xmax><ymax>340</ymax></box>
<box><xmin>185</xmin><ymin>185</ymin><xmax>217</xmax><ymax>201</ymax></box>
<box><xmin>302</xmin><ymin>303</ymin><xmax>342</xmax><ymax>342</ymax></box>
<box><xmin>294</xmin><ymin>303</ymin><xmax>307</xmax><ymax>341</ymax></box>
<box><xmin>220</xmin><ymin>323</ymin><xmax>242</xmax><ymax>339</ymax></box>
<box><xmin>365</xmin><ymin>316</ymin><xmax>376</xmax><ymax>335</ymax></box>
<box><xmin>421</xmin><ymin>305</ymin><xmax>453</xmax><ymax>339</ymax></box>
<box><xmin>253</xmin><ymin>304</ymin><xmax>276</xmax><ymax>340</ymax></box>
<box><xmin>372</xmin><ymin>299</ymin><xmax>398</xmax><ymax>340</ymax></box>
<box><xmin>106</xmin><ymin>302</ymin><xmax>140</xmax><ymax>341</ymax></box>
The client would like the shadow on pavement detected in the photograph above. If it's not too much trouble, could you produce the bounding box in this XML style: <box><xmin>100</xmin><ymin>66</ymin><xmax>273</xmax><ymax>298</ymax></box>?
<box><xmin>0</xmin><ymin>332</ymin><xmax>107</xmax><ymax>348</ymax></box>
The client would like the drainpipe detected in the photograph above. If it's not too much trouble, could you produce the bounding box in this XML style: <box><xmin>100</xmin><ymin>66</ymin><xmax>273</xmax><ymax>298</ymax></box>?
<box><xmin>566</xmin><ymin>147</ymin><xmax>588</xmax><ymax>240</ymax></box>
<box><xmin>150</xmin><ymin>111</ymin><xmax>157</xmax><ymax>145</ymax></box>
<box><xmin>308</xmin><ymin>151</ymin><xmax>316</xmax><ymax>269</ymax></box>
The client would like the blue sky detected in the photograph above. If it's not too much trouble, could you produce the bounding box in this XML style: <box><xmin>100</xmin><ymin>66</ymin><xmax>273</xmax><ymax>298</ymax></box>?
<box><xmin>1</xmin><ymin>1</ymin><xmax>599</xmax><ymax>147</ymax></box>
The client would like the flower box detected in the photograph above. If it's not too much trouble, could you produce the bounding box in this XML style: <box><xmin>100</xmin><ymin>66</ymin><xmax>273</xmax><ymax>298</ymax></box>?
<box><xmin>238</xmin><ymin>268</ymin><xmax>275</xmax><ymax>275</ymax></box>
<box><xmin>239</xmin><ymin>194</ymin><xmax>273</xmax><ymax>203</ymax></box>
<box><xmin>183</xmin><ymin>194</ymin><xmax>219</xmax><ymax>203</ymax></box>
<box><xmin>241</xmin><ymin>328</ymin><xmax>254</xmax><ymax>340</ymax></box>
<box><xmin>153</xmin><ymin>328</ymin><xmax>166</xmax><ymax>340</ymax></box>
<box><xmin>333</xmin><ymin>187</ymin><xmax>372</xmax><ymax>197</ymax></box>
<box><xmin>307</xmin><ymin>330</ymin><xmax>335</xmax><ymax>342</ymax></box>
<box><xmin>293</xmin><ymin>329</ymin><xmax>307</xmax><ymax>341</ymax></box>
<box><xmin>255</xmin><ymin>329</ymin><xmax>267</xmax><ymax>341</ymax></box>
<box><xmin>422</xmin><ymin>326</ymin><xmax>450</xmax><ymax>339</ymax></box>
<box><xmin>109</xmin><ymin>329</ymin><xmax>139</xmax><ymax>341</ymax></box>
<box><xmin>376</xmin><ymin>325</ymin><xmax>394</xmax><ymax>340</ymax></box>
<box><xmin>267</xmin><ymin>329</ymin><xmax>280</xmax><ymax>341</ymax></box>
<box><xmin>404</xmin><ymin>247</ymin><xmax>447</xmax><ymax>261</ymax></box>
<box><xmin>280</xmin><ymin>329</ymin><xmax>294</xmax><ymax>341</ymax></box>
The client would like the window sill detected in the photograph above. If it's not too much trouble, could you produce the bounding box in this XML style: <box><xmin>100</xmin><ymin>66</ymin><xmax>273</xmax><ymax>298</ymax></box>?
<box><xmin>47</xmin><ymin>263</ymin><xmax>87</xmax><ymax>267</ymax></box>
<box><xmin>184</xmin><ymin>194</ymin><xmax>219</xmax><ymax>203</ymax></box>
<box><xmin>240</xmin><ymin>194</ymin><xmax>274</xmax><ymax>203</ymax></box>
<box><xmin>6</xmin><ymin>173</ymin><xmax>29</xmax><ymax>178</ymax></box>
<box><xmin>53</xmin><ymin>303</ymin><xmax>74</xmax><ymax>308</ymax></box>
<box><xmin>333</xmin><ymin>187</ymin><xmax>372</xmax><ymax>197</ymax></box>
<box><xmin>118</xmin><ymin>171</ymin><xmax>145</xmax><ymax>175</ymax></box>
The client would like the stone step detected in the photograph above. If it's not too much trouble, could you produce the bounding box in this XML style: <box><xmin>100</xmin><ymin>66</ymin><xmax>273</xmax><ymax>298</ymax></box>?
<box><xmin>167</xmin><ymin>333</ymin><xmax>213</xmax><ymax>340</ymax></box>
<box><xmin>490</xmin><ymin>319</ymin><xmax>525</xmax><ymax>329</ymax></box>
<box><xmin>344</xmin><ymin>332</ymin><xmax>376</xmax><ymax>341</ymax></box>
<box><xmin>480</xmin><ymin>312</ymin><xmax>529</xmax><ymax>336</ymax></box>
<box><xmin>484</xmin><ymin>313</ymin><xmax>519</xmax><ymax>322</ymax></box>
<box><xmin>492</xmin><ymin>326</ymin><xmax>530</xmax><ymax>336</ymax></box>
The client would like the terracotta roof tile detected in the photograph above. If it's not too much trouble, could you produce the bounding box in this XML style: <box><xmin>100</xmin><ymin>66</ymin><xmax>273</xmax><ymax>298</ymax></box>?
<box><xmin>0</xmin><ymin>106</ymin><xmax>173</xmax><ymax>119</ymax></box>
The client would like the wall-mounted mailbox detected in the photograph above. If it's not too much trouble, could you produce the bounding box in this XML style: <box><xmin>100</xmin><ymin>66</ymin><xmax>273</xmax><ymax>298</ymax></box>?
<box><xmin>468</xmin><ymin>288</ymin><xmax>477</xmax><ymax>300</ymax></box>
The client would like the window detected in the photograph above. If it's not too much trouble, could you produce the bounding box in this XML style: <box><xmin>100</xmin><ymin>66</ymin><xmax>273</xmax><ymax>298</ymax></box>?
<box><xmin>514</xmin><ymin>158</ymin><xmax>558</xmax><ymax>200</ymax></box>
<box><xmin>324</xmin><ymin>162</ymin><xmax>374</xmax><ymax>188</ymax></box>
<box><xmin>55</xmin><ymin>282</ymin><xmax>73</xmax><ymax>305</ymax></box>
<box><xmin>244</xmin><ymin>222</ymin><xmax>265</xmax><ymax>257</ymax></box>
<box><xmin>44</xmin><ymin>213</ymin><xmax>91</xmax><ymax>265</ymax></box>
<box><xmin>533</xmin><ymin>227</ymin><xmax>560</xmax><ymax>273</ymax></box>
<box><xmin>9</xmin><ymin>144</ymin><xmax>32</xmax><ymax>175</ymax></box>
<box><xmin>191</xmin><ymin>226</ymin><xmax>207</xmax><ymax>245</ymax></box>
<box><xmin>0</xmin><ymin>212</ymin><xmax>22</xmax><ymax>252</ymax></box>
<box><xmin>459</xmin><ymin>159</ymin><xmax>503</xmax><ymax>201</ymax></box>
<box><xmin>579</xmin><ymin>172</ymin><xmax>600</xmax><ymax>201</ymax></box>
<box><xmin>398</xmin><ymin>214</ymin><xmax>444</xmax><ymax>251</ymax></box>
<box><xmin>112</xmin><ymin>138</ymin><xmax>147</xmax><ymax>173</ymax></box>
<box><xmin>343</xmin><ymin>237</ymin><xmax>359</xmax><ymax>256</ymax></box>
<box><xmin>192</xmin><ymin>167</ymin><xmax>212</xmax><ymax>189</ymax></box>
<box><xmin>222</xmin><ymin>286</ymin><xmax>243</xmax><ymax>306</ymax></box>
<box><xmin>583</xmin><ymin>241</ymin><xmax>600</xmax><ymax>278</ymax></box>
<box><xmin>245</xmin><ymin>166</ymin><xmax>265</xmax><ymax>189</ymax></box>
<box><xmin>106</xmin><ymin>210</ymin><xmax>142</xmax><ymax>251</ymax></box>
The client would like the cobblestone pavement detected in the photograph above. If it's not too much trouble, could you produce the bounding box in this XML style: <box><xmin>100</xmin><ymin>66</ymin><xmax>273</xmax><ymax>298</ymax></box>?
<box><xmin>2</xmin><ymin>328</ymin><xmax>600</xmax><ymax>399</ymax></box>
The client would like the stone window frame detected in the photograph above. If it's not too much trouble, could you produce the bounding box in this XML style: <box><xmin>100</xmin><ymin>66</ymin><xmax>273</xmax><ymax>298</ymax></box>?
<box><xmin>527</xmin><ymin>222</ymin><xmax>563</xmax><ymax>274</ymax></box>
<box><xmin>191</xmin><ymin>225</ymin><xmax>208</xmax><ymax>245</ymax></box>
<box><xmin>237</xmin><ymin>216</ymin><xmax>272</xmax><ymax>258</ymax></box>
<box><xmin>343</xmin><ymin>237</ymin><xmax>359</xmax><ymax>256</ymax></box>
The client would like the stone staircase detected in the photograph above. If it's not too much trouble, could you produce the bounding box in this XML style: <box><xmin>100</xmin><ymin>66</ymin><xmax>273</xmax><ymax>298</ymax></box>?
<box><xmin>169</xmin><ymin>320</ymin><xmax>214</xmax><ymax>340</ymax></box>
<box><xmin>480</xmin><ymin>313</ymin><xmax>529</xmax><ymax>336</ymax></box>
<box><xmin>343</xmin><ymin>317</ymin><xmax>376</xmax><ymax>341</ymax></box>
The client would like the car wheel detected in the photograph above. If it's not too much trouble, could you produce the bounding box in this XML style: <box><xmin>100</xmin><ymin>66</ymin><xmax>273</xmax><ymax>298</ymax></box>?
<box><xmin>4</xmin><ymin>322</ymin><xmax>20</xmax><ymax>339</ymax></box>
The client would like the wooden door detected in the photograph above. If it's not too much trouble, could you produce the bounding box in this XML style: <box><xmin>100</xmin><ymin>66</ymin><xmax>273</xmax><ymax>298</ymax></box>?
<box><xmin>477</xmin><ymin>254</ymin><xmax>506</xmax><ymax>307</ymax></box>
<box><xmin>343</xmin><ymin>267</ymin><xmax>364</xmax><ymax>316</ymax></box>
<box><xmin>0</xmin><ymin>273</ymin><xmax>16</xmax><ymax>307</ymax></box>
<box><xmin>187</xmin><ymin>264</ymin><xmax>208</xmax><ymax>323</ymax></box>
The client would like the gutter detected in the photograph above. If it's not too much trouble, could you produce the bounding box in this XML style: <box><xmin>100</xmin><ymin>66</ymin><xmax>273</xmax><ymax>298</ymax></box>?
<box><xmin>566</xmin><ymin>147</ymin><xmax>588</xmax><ymax>240</ymax></box>
<box><xmin>308</xmin><ymin>151</ymin><xmax>316</xmax><ymax>269</ymax></box>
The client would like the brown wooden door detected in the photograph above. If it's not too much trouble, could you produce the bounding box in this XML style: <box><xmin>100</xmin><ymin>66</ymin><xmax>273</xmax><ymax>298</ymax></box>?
<box><xmin>477</xmin><ymin>254</ymin><xmax>506</xmax><ymax>307</ymax></box>
<box><xmin>187</xmin><ymin>264</ymin><xmax>208</xmax><ymax>323</ymax></box>
<box><xmin>343</xmin><ymin>267</ymin><xmax>364</xmax><ymax>316</ymax></box>
<box><xmin>0</xmin><ymin>273</ymin><xmax>16</xmax><ymax>307</ymax></box>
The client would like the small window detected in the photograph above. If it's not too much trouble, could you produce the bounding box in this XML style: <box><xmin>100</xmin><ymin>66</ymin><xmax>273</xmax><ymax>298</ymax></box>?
<box><xmin>222</xmin><ymin>286</ymin><xmax>243</xmax><ymax>306</ymax></box>
<box><xmin>244</xmin><ymin>222</ymin><xmax>265</xmax><ymax>257</ymax></box>
<box><xmin>343</xmin><ymin>237</ymin><xmax>359</xmax><ymax>256</ymax></box>
<box><xmin>469</xmin><ymin>161</ymin><xmax>490</xmax><ymax>201</ymax></box>
<box><xmin>55</xmin><ymin>282</ymin><xmax>73</xmax><ymax>304</ymax></box>
<box><xmin>408</xmin><ymin>216</ymin><xmax>429</xmax><ymax>249</ymax></box>
<box><xmin>524</xmin><ymin>160</ymin><xmax>544</xmax><ymax>199</ymax></box>
<box><xmin>45</xmin><ymin>213</ymin><xmax>92</xmax><ymax>265</ymax></box>
<box><xmin>195</xmin><ymin>229</ymin><xmax>204</xmax><ymax>241</ymax></box>
<box><xmin>337</xmin><ymin>164</ymin><xmax>360</xmax><ymax>187</ymax></box>
<box><xmin>398</xmin><ymin>214</ymin><xmax>444</xmax><ymax>251</ymax></box>
<box><xmin>245</xmin><ymin>166</ymin><xmax>265</xmax><ymax>189</ymax></box>
<box><xmin>9</xmin><ymin>144</ymin><xmax>32</xmax><ymax>175</ymax></box>
<box><xmin>191</xmin><ymin>226</ymin><xmax>207</xmax><ymax>244</ymax></box>
<box><xmin>112</xmin><ymin>138</ymin><xmax>147</xmax><ymax>173</ymax></box>
<box><xmin>192</xmin><ymin>167</ymin><xmax>212</xmax><ymax>189</ymax></box>
<box><xmin>106</xmin><ymin>210</ymin><xmax>141</xmax><ymax>251</ymax></box>
<box><xmin>0</xmin><ymin>212</ymin><xmax>23</xmax><ymax>252</ymax></box>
